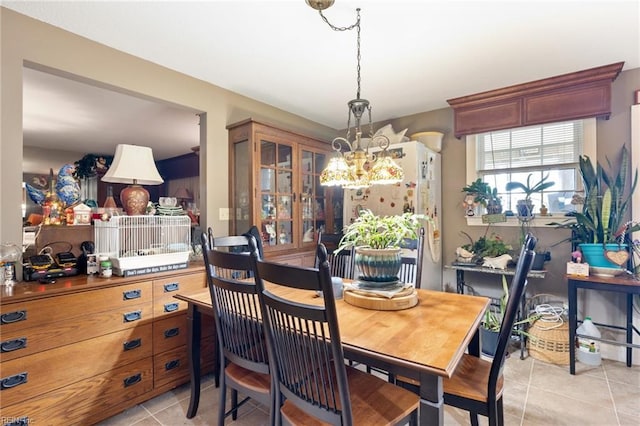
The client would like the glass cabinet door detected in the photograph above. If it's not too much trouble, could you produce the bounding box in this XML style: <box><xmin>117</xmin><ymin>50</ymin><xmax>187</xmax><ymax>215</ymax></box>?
<box><xmin>259</xmin><ymin>138</ymin><xmax>294</xmax><ymax>249</ymax></box>
<box><xmin>233</xmin><ymin>139</ymin><xmax>251</xmax><ymax>234</ymax></box>
<box><xmin>300</xmin><ymin>149</ymin><xmax>326</xmax><ymax>247</ymax></box>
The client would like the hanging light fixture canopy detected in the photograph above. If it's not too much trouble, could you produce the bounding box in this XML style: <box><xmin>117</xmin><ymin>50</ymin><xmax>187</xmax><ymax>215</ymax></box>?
<box><xmin>307</xmin><ymin>1</ymin><xmax>404</xmax><ymax>189</ymax></box>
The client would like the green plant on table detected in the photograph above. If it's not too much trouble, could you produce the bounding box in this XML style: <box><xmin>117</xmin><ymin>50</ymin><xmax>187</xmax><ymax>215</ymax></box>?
<box><xmin>551</xmin><ymin>146</ymin><xmax>639</xmax><ymax>245</ymax></box>
<box><xmin>461</xmin><ymin>231</ymin><xmax>512</xmax><ymax>259</ymax></box>
<box><xmin>338</xmin><ymin>209</ymin><xmax>428</xmax><ymax>252</ymax></box>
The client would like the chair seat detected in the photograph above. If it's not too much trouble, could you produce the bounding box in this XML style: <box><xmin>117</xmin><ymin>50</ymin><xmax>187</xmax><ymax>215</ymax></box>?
<box><xmin>396</xmin><ymin>354</ymin><xmax>504</xmax><ymax>404</ymax></box>
<box><xmin>281</xmin><ymin>365</ymin><xmax>419</xmax><ymax>425</ymax></box>
<box><xmin>443</xmin><ymin>354</ymin><xmax>504</xmax><ymax>403</ymax></box>
<box><xmin>226</xmin><ymin>362</ymin><xmax>271</xmax><ymax>395</ymax></box>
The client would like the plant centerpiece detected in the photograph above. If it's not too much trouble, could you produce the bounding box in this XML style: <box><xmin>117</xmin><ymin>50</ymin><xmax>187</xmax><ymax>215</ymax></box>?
<box><xmin>338</xmin><ymin>209</ymin><xmax>427</xmax><ymax>284</ymax></box>
<box><xmin>552</xmin><ymin>146</ymin><xmax>639</xmax><ymax>272</ymax></box>
<box><xmin>462</xmin><ymin>179</ymin><xmax>502</xmax><ymax>215</ymax></box>
<box><xmin>505</xmin><ymin>173</ymin><xmax>555</xmax><ymax>218</ymax></box>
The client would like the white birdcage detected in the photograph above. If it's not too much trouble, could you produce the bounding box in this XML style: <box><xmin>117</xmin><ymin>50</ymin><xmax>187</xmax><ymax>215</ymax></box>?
<box><xmin>94</xmin><ymin>216</ymin><xmax>191</xmax><ymax>276</ymax></box>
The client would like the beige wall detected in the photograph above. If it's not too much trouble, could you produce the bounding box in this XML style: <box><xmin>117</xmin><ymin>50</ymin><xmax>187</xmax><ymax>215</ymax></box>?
<box><xmin>0</xmin><ymin>7</ymin><xmax>338</xmax><ymax>245</ymax></box>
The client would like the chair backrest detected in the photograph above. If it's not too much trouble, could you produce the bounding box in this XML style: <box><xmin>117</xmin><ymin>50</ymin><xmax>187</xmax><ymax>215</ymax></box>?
<box><xmin>201</xmin><ymin>233</ymin><xmax>269</xmax><ymax>375</ymax></box>
<box><xmin>250</xmin><ymin>241</ymin><xmax>353</xmax><ymax>425</ymax></box>
<box><xmin>398</xmin><ymin>227</ymin><xmax>425</xmax><ymax>288</ymax></box>
<box><xmin>316</xmin><ymin>231</ymin><xmax>355</xmax><ymax>279</ymax></box>
<box><xmin>204</xmin><ymin>227</ymin><xmax>254</xmax><ymax>279</ymax></box>
<box><xmin>489</xmin><ymin>233</ymin><xmax>537</xmax><ymax>390</ymax></box>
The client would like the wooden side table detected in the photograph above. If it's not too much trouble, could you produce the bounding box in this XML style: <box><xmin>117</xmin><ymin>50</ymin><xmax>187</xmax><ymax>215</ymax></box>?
<box><xmin>566</xmin><ymin>273</ymin><xmax>640</xmax><ymax>374</ymax></box>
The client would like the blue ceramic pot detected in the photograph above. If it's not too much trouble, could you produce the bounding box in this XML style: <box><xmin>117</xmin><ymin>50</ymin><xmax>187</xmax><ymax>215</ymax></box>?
<box><xmin>354</xmin><ymin>247</ymin><xmax>402</xmax><ymax>283</ymax></box>
<box><xmin>578</xmin><ymin>243</ymin><xmax>627</xmax><ymax>269</ymax></box>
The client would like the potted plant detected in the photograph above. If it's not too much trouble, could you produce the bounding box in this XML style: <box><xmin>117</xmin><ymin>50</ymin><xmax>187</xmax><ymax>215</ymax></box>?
<box><xmin>552</xmin><ymin>146</ymin><xmax>639</xmax><ymax>269</ymax></box>
<box><xmin>462</xmin><ymin>179</ymin><xmax>502</xmax><ymax>215</ymax></box>
<box><xmin>460</xmin><ymin>231</ymin><xmax>513</xmax><ymax>263</ymax></box>
<box><xmin>506</xmin><ymin>173</ymin><xmax>555</xmax><ymax>218</ymax></box>
<box><xmin>338</xmin><ymin>209</ymin><xmax>428</xmax><ymax>284</ymax></box>
<box><xmin>481</xmin><ymin>276</ymin><xmax>541</xmax><ymax>356</ymax></box>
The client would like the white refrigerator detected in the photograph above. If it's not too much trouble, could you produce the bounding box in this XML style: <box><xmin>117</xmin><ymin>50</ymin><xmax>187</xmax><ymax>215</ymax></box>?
<box><xmin>343</xmin><ymin>140</ymin><xmax>442</xmax><ymax>290</ymax></box>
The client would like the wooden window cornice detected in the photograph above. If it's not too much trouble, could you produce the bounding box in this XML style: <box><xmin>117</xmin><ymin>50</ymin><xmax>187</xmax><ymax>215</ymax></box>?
<box><xmin>447</xmin><ymin>62</ymin><xmax>624</xmax><ymax>138</ymax></box>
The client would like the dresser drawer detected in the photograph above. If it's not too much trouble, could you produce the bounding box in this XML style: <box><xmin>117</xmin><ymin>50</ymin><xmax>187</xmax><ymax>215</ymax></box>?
<box><xmin>153</xmin><ymin>314</ymin><xmax>188</xmax><ymax>353</ymax></box>
<box><xmin>1</xmin><ymin>301</ymin><xmax>152</xmax><ymax>362</ymax></box>
<box><xmin>152</xmin><ymin>312</ymin><xmax>215</xmax><ymax>355</ymax></box>
<box><xmin>0</xmin><ymin>356</ymin><xmax>153</xmax><ymax>425</ymax></box>
<box><xmin>1</xmin><ymin>323</ymin><xmax>152</xmax><ymax>407</ymax></box>
<box><xmin>153</xmin><ymin>336</ymin><xmax>216</xmax><ymax>388</ymax></box>
<box><xmin>0</xmin><ymin>281</ymin><xmax>153</xmax><ymax>333</ymax></box>
<box><xmin>153</xmin><ymin>272</ymin><xmax>205</xmax><ymax>318</ymax></box>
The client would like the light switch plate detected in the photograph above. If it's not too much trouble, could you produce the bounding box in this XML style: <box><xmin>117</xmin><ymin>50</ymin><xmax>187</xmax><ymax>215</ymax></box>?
<box><xmin>219</xmin><ymin>207</ymin><xmax>230</xmax><ymax>221</ymax></box>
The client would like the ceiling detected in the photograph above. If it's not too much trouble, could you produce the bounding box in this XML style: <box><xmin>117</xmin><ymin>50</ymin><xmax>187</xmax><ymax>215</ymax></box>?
<box><xmin>6</xmin><ymin>0</ymin><xmax>640</xmax><ymax>160</ymax></box>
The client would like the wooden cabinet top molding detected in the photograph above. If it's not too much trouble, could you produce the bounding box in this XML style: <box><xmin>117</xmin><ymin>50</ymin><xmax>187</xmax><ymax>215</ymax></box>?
<box><xmin>447</xmin><ymin>62</ymin><xmax>624</xmax><ymax>138</ymax></box>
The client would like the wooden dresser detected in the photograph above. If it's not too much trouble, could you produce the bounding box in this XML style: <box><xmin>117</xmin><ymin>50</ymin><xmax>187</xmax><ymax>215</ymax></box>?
<box><xmin>0</xmin><ymin>263</ymin><xmax>215</xmax><ymax>425</ymax></box>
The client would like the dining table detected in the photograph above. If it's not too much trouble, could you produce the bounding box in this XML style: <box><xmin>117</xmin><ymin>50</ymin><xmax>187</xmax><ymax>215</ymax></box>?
<box><xmin>174</xmin><ymin>283</ymin><xmax>489</xmax><ymax>426</ymax></box>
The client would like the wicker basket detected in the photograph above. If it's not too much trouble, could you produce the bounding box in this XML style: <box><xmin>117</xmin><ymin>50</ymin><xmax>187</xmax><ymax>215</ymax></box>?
<box><xmin>527</xmin><ymin>319</ymin><xmax>570</xmax><ymax>365</ymax></box>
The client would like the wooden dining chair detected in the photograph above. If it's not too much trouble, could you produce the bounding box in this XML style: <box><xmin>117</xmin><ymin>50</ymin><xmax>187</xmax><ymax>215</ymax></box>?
<box><xmin>399</xmin><ymin>233</ymin><xmax>538</xmax><ymax>426</ymax></box>
<box><xmin>398</xmin><ymin>227</ymin><xmax>425</xmax><ymax>288</ymax></box>
<box><xmin>316</xmin><ymin>231</ymin><xmax>355</xmax><ymax>279</ymax></box>
<box><xmin>201</xmin><ymin>232</ymin><xmax>273</xmax><ymax>425</ymax></box>
<box><xmin>249</xmin><ymin>240</ymin><xmax>419</xmax><ymax>426</ymax></box>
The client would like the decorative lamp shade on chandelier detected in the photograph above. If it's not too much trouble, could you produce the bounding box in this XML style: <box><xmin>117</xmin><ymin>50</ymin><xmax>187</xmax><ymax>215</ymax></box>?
<box><xmin>101</xmin><ymin>144</ymin><xmax>164</xmax><ymax>216</ymax></box>
<box><xmin>307</xmin><ymin>0</ymin><xmax>404</xmax><ymax>189</ymax></box>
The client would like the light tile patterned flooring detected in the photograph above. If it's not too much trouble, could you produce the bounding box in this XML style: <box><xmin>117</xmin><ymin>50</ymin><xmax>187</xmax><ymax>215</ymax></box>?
<box><xmin>98</xmin><ymin>355</ymin><xmax>639</xmax><ymax>426</ymax></box>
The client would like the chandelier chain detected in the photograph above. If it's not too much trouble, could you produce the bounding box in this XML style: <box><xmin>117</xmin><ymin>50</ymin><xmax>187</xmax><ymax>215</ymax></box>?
<box><xmin>319</xmin><ymin>9</ymin><xmax>362</xmax><ymax>99</ymax></box>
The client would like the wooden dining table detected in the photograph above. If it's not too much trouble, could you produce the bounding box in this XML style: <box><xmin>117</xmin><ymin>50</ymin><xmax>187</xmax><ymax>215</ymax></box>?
<box><xmin>174</xmin><ymin>284</ymin><xmax>489</xmax><ymax>426</ymax></box>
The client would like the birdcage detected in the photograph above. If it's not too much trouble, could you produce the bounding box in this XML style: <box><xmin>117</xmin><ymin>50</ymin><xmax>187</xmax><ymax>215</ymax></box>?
<box><xmin>94</xmin><ymin>215</ymin><xmax>191</xmax><ymax>276</ymax></box>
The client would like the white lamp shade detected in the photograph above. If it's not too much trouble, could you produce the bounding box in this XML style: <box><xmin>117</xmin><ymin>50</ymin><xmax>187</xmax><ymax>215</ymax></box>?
<box><xmin>101</xmin><ymin>144</ymin><xmax>164</xmax><ymax>185</ymax></box>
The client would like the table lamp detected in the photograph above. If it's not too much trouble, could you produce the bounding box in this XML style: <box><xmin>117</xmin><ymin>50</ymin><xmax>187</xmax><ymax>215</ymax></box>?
<box><xmin>101</xmin><ymin>144</ymin><xmax>164</xmax><ymax>216</ymax></box>
<box><xmin>173</xmin><ymin>187</ymin><xmax>193</xmax><ymax>209</ymax></box>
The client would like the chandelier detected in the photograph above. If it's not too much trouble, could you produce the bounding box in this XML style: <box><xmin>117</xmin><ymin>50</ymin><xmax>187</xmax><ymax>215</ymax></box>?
<box><xmin>307</xmin><ymin>1</ymin><xmax>404</xmax><ymax>189</ymax></box>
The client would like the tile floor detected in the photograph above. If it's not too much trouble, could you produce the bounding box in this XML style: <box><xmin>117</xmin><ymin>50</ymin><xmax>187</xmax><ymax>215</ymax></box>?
<box><xmin>98</xmin><ymin>354</ymin><xmax>639</xmax><ymax>426</ymax></box>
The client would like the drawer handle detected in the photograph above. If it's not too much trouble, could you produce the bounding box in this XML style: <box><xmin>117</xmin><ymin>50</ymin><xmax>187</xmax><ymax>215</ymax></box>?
<box><xmin>3</xmin><ymin>417</ymin><xmax>29</xmax><ymax>426</ymax></box>
<box><xmin>123</xmin><ymin>289</ymin><xmax>141</xmax><ymax>300</ymax></box>
<box><xmin>123</xmin><ymin>373</ymin><xmax>142</xmax><ymax>388</ymax></box>
<box><xmin>164</xmin><ymin>327</ymin><xmax>180</xmax><ymax>338</ymax></box>
<box><xmin>165</xmin><ymin>359</ymin><xmax>181</xmax><ymax>371</ymax></box>
<box><xmin>1</xmin><ymin>337</ymin><xmax>27</xmax><ymax>353</ymax></box>
<box><xmin>1</xmin><ymin>310</ymin><xmax>27</xmax><ymax>325</ymax></box>
<box><xmin>164</xmin><ymin>302</ymin><xmax>179</xmax><ymax>312</ymax></box>
<box><xmin>164</xmin><ymin>282</ymin><xmax>179</xmax><ymax>292</ymax></box>
<box><xmin>123</xmin><ymin>310</ymin><xmax>142</xmax><ymax>323</ymax></box>
<box><xmin>123</xmin><ymin>338</ymin><xmax>142</xmax><ymax>351</ymax></box>
<box><xmin>1</xmin><ymin>372</ymin><xmax>28</xmax><ymax>390</ymax></box>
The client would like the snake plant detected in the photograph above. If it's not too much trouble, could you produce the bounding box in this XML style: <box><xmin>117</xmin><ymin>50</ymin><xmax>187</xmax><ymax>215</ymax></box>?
<box><xmin>561</xmin><ymin>146</ymin><xmax>639</xmax><ymax>245</ymax></box>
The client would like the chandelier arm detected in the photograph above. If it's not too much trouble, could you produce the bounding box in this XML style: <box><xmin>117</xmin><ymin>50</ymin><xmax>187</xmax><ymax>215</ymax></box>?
<box><xmin>331</xmin><ymin>136</ymin><xmax>354</xmax><ymax>153</ymax></box>
<box><xmin>371</xmin><ymin>134</ymin><xmax>391</xmax><ymax>151</ymax></box>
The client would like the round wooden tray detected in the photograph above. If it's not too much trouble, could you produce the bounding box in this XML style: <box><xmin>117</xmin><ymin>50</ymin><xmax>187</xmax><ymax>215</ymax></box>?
<box><xmin>343</xmin><ymin>288</ymin><xmax>418</xmax><ymax>311</ymax></box>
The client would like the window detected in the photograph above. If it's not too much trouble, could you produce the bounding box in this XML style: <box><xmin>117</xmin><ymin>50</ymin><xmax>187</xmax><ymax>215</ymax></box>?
<box><xmin>466</xmin><ymin>118</ymin><xmax>596</xmax><ymax>214</ymax></box>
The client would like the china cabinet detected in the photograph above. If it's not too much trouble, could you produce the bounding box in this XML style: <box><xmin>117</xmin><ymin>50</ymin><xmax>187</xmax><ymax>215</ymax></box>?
<box><xmin>227</xmin><ymin>119</ymin><xmax>341</xmax><ymax>266</ymax></box>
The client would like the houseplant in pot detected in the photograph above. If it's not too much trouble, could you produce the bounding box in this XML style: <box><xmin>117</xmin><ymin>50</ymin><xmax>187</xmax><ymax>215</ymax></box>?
<box><xmin>554</xmin><ymin>146</ymin><xmax>638</xmax><ymax>273</ymax></box>
<box><xmin>505</xmin><ymin>173</ymin><xmax>555</xmax><ymax>218</ymax></box>
<box><xmin>481</xmin><ymin>276</ymin><xmax>541</xmax><ymax>356</ymax></box>
<box><xmin>462</xmin><ymin>179</ymin><xmax>503</xmax><ymax>215</ymax></box>
<box><xmin>338</xmin><ymin>209</ymin><xmax>428</xmax><ymax>285</ymax></box>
